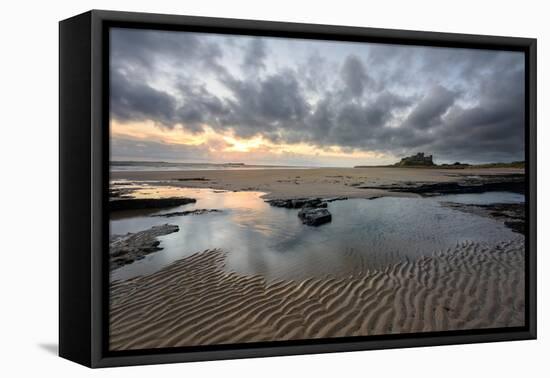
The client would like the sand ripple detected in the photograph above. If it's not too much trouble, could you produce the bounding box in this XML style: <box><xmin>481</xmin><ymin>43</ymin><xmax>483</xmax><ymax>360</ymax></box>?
<box><xmin>110</xmin><ymin>239</ymin><xmax>525</xmax><ymax>350</ymax></box>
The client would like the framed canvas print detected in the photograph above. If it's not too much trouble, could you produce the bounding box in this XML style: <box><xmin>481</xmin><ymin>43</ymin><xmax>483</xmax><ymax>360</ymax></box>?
<box><xmin>59</xmin><ymin>10</ymin><xmax>537</xmax><ymax>368</ymax></box>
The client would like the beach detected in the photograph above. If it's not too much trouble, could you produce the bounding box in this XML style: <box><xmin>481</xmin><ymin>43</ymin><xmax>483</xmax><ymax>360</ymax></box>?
<box><xmin>111</xmin><ymin>166</ymin><xmax>524</xmax><ymax>199</ymax></box>
<box><xmin>110</xmin><ymin>240</ymin><xmax>524</xmax><ymax>350</ymax></box>
<box><xmin>109</xmin><ymin>166</ymin><xmax>526</xmax><ymax>349</ymax></box>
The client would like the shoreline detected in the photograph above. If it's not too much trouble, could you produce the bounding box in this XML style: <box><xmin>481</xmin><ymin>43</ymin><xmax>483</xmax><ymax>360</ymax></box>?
<box><xmin>111</xmin><ymin>166</ymin><xmax>524</xmax><ymax>200</ymax></box>
<box><xmin>110</xmin><ymin>239</ymin><xmax>525</xmax><ymax>350</ymax></box>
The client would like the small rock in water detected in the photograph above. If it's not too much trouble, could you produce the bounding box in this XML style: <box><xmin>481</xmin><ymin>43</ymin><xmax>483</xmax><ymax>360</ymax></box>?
<box><xmin>298</xmin><ymin>207</ymin><xmax>332</xmax><ymax>226</ymax></box>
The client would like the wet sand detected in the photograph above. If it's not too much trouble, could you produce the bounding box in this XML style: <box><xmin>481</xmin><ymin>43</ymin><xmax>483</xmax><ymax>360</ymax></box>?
<box><xmin>111</xmin><ymin>167</ymin><xmax>524</xmax><ymax>199</ymax></box>
<box><xmin>110</xmin><ymin>239</ymin><xmax>525</xmax><ymax>350</ymax></box>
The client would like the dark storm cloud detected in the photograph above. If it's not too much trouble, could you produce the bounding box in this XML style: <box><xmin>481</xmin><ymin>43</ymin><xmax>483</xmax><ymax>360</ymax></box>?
<box><xmin>403</xmin><ymin>85</ymin><xmax>459</xmax><ymax>130</ymax></box>
<box><xmin>111</xmin><ymin>69</ymin><xmax>230</xmax><ymax>131</ymax></box>
<box><xmin>340</xmin><ymin>55</ymin><xmax>373</xmax><ymax>98</ymax></box>
<box><xmin>298</xmin><ymin>51</ymin><xmax>332</xmax><ymax>94</ymax></box>
<box><xmin>110</xmin><ymin>28</ymin><xmax>231</xmax><ymax>130</ymax></box>
<box><xmin>422</xmin><ymin>60</ymin><xmax>525</xmax><ymax>163</ymax></box>
<box><xmin>174</xmin><ymin>82</ymin><xmax>231</xmax><ymax>132</ymax></box>
<box><xmin>111</xmin><ymin>69</ymin><xmax>177</xmax><ymax>125</ymax></box>
<box><xmin>214</xmin><ymin>70</ymin><xmax>311</xmax><ymax>139</ymax></box>
<box><xmin>110</xmin><ymin>28</ymin><xmax>525</xmax><ymax>163</ymax></box>
<box><xmin>328</xmin><ymin>91</ymin><xmax>413</xmax><ymax>147</ymax></box>
<box><xmin>110</xmin><ymin>28</ymin><xmax>224</xmax><ymax>73</ymax></box>
<box><xmin>241</xmin><ymin>39</ymin><xmax>267</xmax><ymax>73</ymax></box>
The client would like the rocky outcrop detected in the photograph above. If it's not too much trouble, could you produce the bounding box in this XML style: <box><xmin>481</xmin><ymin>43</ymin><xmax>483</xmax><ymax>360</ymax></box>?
<box><xmin>324</xmin><ymin>196</ymin><xmax>349</xmax><ymax>203</ymax></box>
<box><xmin>110</xmin><ymin>197</ymin><xmax>196</xmax><ymax>211</ymax></box>
<box><xmin>265</xmin><ymin>196</ymin><xmax>349</xmax><ymax>209</ymax></box>
<box><xmin>359</xmin><ymin>174</ymin><xmax>525</xmax><ymax>196</ymax></box>
<box><xmin>298</xmin><ymin>207</ymin><xmax>332</xmax><ymax>226</ymax></box>
<box><xmin>442</xmin><ymin>202</ymin><xmax>525</xmax><ymax>235</ymax></box>
<box><xmin>109</xmin><ymin>187</ymin><xmax>136</xmax><ymax>199</ymax></box>
<box><xmin>266</xmin><ymin>198</ymin><xmax>323</xmax><ymax>208</ymax></box>
<box><xmin>110</xmin><ymin>224</ymin><xmax>179</xmax><ymax>270</ymax></box>
<box><xmin>152</xmin><ymin>209</ymin><xmax>222</xmax><ymax>218</ymax></box>
<box><xmin>266</xmin><ymin>197</ymin><xmax>334</xmax><ymax>226</ymax></box>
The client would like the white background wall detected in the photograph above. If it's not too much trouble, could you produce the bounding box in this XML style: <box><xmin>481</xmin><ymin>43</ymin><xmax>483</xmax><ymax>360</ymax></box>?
<box><xmin>0</xmin><ymin>0</ymin><xmax>547</xmax><ymax>376</ymax></box>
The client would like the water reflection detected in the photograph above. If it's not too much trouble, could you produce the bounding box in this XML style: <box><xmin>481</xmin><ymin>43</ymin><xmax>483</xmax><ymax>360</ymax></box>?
<box><xmin>110</xmin><ymin>183</ymin><xmax>523</xmax><ymax>282</ymax></box>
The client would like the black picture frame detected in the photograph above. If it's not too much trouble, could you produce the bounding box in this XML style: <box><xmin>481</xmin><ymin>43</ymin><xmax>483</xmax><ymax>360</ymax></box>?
<box><xmin>59</xmin><ymin>9</ymin><xmax>537</xmax><ymax>368</ymax></box>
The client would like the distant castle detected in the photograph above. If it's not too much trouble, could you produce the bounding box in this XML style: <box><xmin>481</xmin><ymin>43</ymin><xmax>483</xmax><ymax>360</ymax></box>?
<box><xmin>396</xmin><ymin>152</ymin><xmax>434</xmax><ymax>166</ymax></box>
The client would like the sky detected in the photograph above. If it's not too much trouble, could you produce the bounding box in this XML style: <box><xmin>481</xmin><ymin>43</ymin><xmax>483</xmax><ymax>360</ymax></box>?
<box><xmin>109</xmin><ymin>27</ymin><xmax>525</xmax><ymax>166</ymax></box>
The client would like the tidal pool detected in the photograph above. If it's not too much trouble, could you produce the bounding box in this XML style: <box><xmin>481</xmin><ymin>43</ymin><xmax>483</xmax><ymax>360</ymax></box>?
<box><xmin>110</xmin><ymin>184</ymin><xmax>523</xmax><ymax>281</ymax></box>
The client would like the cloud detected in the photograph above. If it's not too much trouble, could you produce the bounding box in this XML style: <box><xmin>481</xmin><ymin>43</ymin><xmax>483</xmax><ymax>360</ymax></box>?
<box><xmin>174</xmin><ymin>83</ymin><xmax>231</xmax><ymax>132</ymax></box>
<box><xmin>403</xmin><ymin>85</ymin><xmax>459</xmax><ymax>130</ymax></box>
<box><xmin>111</xmin><ymin>137</ymin><xmax>213</xmax><ymax>162</ymax></box>
<box><xmin>241</xmin><ymin>38</ymin><xmax>267</xmax><ymax>74</ymax></box>
<box><xmin>110</xmin><ymin>27</ymin><xmax>224</xmax><ymax>74</ymax></box>
<box><xmin>111</xmin><ymin>70</ymin><xmax>230</xmax><ymax>132</ymax></box>
<box><xmin>109</xmin><ymin>28</ymin><xmax>525</xmax><ymax>164</ymax></box>
<box><xmin>110</xmin><ymin>69</ymin><xmax>177</xmax><ymax>126</ymax></box>
<box><xmin>340</xmin><ymin>55</ymin><xmax>373</xmax><ymax>98</ymax></box>
<box><xmin>220</xmin><ymin>70</ymin><xmax>311</xmax><ymax>136</ymax></box>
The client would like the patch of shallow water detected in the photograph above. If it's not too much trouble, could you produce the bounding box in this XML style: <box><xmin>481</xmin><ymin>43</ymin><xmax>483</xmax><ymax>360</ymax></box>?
<box><xmin>110</xmin><ymin>184</ymin><xmax>523</xmax><ymax>282</ymax></box>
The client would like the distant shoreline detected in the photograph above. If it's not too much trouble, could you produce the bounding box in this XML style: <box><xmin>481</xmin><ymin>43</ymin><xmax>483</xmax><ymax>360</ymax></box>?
<box><xmin>354</xmin><ymin>161</ymin><xmax>525</xmax><ymax>169</ymax></box>
<box><xmin>110</xmin><ymin>160</ymin><xmax>526</xmax><ymax>173</ymax></box>
<box><xmin>111</xmin><ymin>166</ymin><xmax>524</xmax><ymax>200</ymax></box>
<box><xmin>110</xmin><ymin>161</ymin><xmax>319</xmax><ymax>172</ymax></box>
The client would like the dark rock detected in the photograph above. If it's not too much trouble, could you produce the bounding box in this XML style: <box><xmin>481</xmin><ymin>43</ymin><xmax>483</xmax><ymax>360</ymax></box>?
<box><xmin>110</xmin><ymin>224</ymin><xmax>179</xmax><ymax>270</ymax></box>
<box><xmin>266</xmin><ymin>197</ymin><xmax>342</xmax><ymax>226</ymax></box>
<box><xmin>360</xmin><ymin>174</ymin><xmax>525</xmax><ymax>195</ymax></box>
<box><xmin>310</xmin><ymin>202</ymin><xmax>328</xmax><ymax>208</ymax></box>
<box><xmin>266</xmin><ymin>197</ymin><xmax>323</xmax><ymax>209</ymax></box>
<box><xmin>294</xmin><ymin>198</ymin><xmax>322</xmax><ymax>208</ymax></box>
<box><xmin>504</xmin><ymin>221</ymin><xmax>524</xmax><ymax>234</ymax></box>
<box><xmin>265</xmin><ymin>199</ymin><xmax>292</xmax><ymax>208</ymax></box>
<box><xmin>110</xmin><ymin>197</ymin><xmax>196</xmax><ymax>211</ymax></box>
<box><xmin>442</xmin><ymin>202</ymin><xmax>525</xmax><ymax>235</ymax></box>
<box><xmin>109</xmin><ymin>187</ymin><xmax>136</xmax><ymax>199</ymax></box>
<box><xmin>152</xmin><ymin>209</ymin><xmax>222</xmax><ymax>218</ymax></box>
<box><xmin>298</xmin><ymin>207</ymin><xmax>332</xmax><ymax>226</ymax></box>
<box><xmin>324</xmin><ymin>196</ymin><xmax>349</xmax><ymax>203</ymax></box>
<box><xmin>173</xmin><ymin>177</ymin><xmax>210</xmax><ymax>181</ymax></box>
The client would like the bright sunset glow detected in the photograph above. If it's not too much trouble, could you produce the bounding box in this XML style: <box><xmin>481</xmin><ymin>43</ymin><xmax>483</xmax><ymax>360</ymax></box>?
<box><xmin>111</xmin><ymin>119</ymin><xmax>392</xmax><ymax>166</ymax></box>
